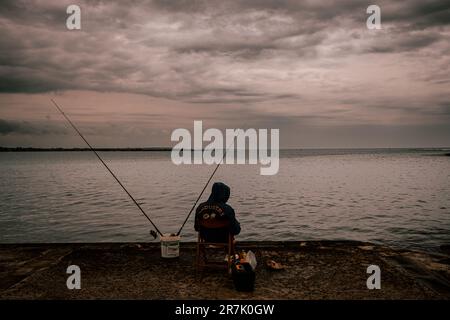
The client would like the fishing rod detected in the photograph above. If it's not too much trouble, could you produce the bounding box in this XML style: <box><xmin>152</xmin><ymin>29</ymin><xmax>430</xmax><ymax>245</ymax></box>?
<box><xmin>51</xmin><ymin>99</ymin><xmax>163</xmax><ymax>237</ymax></box>
<box><xmin>176</xmin><ymin>143</ymin><xmax>232</xmax><ymax>236</ymax></box>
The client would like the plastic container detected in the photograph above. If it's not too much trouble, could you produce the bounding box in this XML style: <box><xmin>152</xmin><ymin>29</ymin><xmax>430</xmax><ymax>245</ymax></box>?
<box><xmin>160</xmin><ymin>234</ymin><xmax>180</xmax><ymax>258</ymax></box>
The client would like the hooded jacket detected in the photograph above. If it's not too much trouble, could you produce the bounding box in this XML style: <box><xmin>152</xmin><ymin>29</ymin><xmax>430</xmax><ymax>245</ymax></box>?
<box><xmin>194</xmin><ymin>182</ymin><xmax>241</xmax><ymax>237</ymax></box>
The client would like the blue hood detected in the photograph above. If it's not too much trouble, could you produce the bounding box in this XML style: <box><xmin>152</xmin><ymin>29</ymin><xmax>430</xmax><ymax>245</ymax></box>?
<box><xmin>208</xmin><ymin>182</ymin><xmax>230</xmax><ymax>203</ymax></box>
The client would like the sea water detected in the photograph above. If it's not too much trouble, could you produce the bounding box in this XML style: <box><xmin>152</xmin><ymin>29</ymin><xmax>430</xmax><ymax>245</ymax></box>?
<box><xmin>0</xmin><ymin>149</ymin><xmax>449</xmax><ymax>252</ymax></box>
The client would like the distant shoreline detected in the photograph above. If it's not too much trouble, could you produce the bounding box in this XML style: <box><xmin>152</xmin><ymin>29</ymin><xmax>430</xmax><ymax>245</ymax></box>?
<box><xmin>1</xmin><ymin>147</ymin><xmax>449</xmax><ymax>152</ymax></box>
<box><xmin>0</xmin><ymin>147</ymin><xmax>172</xmax><ymax>152</ymax></box>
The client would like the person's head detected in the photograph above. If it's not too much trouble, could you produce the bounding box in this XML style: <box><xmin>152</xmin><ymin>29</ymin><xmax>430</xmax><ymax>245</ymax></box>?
<box><xmin>208</xmin><ymin>182</ymin><xmax>230</xmax><ymax>203</ymax></box>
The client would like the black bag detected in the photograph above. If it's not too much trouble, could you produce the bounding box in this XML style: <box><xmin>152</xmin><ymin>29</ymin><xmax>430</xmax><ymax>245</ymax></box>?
<box><xmin>232</xmin><ymin>262</ymin><xmax>255</xmax><ymax>292</ymax></box>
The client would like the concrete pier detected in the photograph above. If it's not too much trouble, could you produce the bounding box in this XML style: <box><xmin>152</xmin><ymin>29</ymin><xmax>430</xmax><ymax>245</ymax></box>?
<box><xmin>1</xmin><ymin>241</ymin><xmax>449</xmax><ymax>299</ymax></box>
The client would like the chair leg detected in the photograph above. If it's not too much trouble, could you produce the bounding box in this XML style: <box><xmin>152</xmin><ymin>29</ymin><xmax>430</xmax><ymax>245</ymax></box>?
<box><xmin>196</xmin><ymin>235</ymin><xmax>204</xmax><ymax>272</ymax></box>
<box><xmin>227</xmin><ymin>235</ymin><xmax>233</xmax><ymax>274</ymax></box>
<box><xmin>196</xmin><ymin>242</ymin><xmax>200</xmax><ymax>271</ymax></box>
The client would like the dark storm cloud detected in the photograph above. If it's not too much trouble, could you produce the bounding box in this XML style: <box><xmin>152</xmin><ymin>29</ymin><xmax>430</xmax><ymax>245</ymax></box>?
<box><xmin>0</xmin><ymin>119</ymin><xmax>67</xmax><ymax>135</ymax></box>
<box><xmin>358</xmin><ymin>99</ymin><xmax>450</xmax><ymax>120</ymax></box>
<box><xmin>434</xmin><ymin>102</ymin><xmax>450</xmax><ymax>116</ymax></box>
<box><xmin>0</xmin><ymin>0</ymin><xmax>449</xmax><ymax>104</ymax></box>
<box><xmin>381</xmin><ymin>0</ymin><xmax>450</xmax><ymax>27</ymax></box>
<box><xmin>367</xmin><ymin>31</ymin><xmax>442</xmax><ymax>53</ymax></box>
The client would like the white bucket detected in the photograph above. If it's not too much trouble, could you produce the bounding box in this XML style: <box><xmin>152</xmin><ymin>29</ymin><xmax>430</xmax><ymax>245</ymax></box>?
<box><xmin>160</xmin><ymin>234</ymin><xmax>180</xmax><ymax>258</ymax></box>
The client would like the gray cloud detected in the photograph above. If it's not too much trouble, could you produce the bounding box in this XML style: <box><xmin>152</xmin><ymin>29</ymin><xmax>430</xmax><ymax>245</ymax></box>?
<box><xmin>382</xmin><ymin>0</ymin><xmax>450</xmax><ymax>27</ymax></box>
<box><xmin>0</xmin><ymin>0</ymin><xmax>448</xmax><ymax>103</ymax></box>
<box><xmin>0</xmin><ymin>0</ymin><xmax>449</xmax><ymax>148</ymax></box>
<box><xmin>0</xmin><ymin>119</ymin><xmax>68</xmax><ymax>135</ymax></box>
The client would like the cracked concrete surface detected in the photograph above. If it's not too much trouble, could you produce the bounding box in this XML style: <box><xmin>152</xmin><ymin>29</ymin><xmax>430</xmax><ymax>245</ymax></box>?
<box><xmin>0</xmin><ymin>241</ymin><xmax>449</xmax><ymax>299</ymax></box>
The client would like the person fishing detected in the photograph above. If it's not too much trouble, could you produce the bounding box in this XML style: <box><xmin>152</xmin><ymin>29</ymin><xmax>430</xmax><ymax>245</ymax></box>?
<box><xmin>194</xmin><ymin>182</ymin><xmax>241</xmax><ymax>242</ymax></box>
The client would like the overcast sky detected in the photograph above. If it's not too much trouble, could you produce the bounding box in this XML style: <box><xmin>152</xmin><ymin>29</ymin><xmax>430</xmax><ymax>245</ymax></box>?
<box><xmin>0</xmin><ymin>0</ymin><xmax>449</xmax><ymax>148</ymax></box>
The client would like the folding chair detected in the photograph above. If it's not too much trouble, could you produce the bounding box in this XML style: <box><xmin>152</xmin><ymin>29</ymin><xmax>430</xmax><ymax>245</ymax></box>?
<box><xmin>196</xmin><ymin>215</ymin><xmax>235</xmax><ymax>273</ymax></box>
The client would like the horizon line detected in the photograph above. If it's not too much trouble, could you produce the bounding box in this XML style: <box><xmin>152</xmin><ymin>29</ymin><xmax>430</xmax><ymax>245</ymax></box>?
<box><xmin>1</xmin><ymin>146</ymin><xmax>449</xmax><ymax>152</ymax></box>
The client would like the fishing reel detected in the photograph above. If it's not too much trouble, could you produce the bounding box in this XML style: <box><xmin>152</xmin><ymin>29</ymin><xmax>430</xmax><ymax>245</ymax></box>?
<box><xmin>149</xmin><ymin>230</ymin><xmax>178</xmax><ymax>240</ymax></box>
<box><xmin>149</xmin><ymin>230</ymin><xmax>158</xmax><ymax>240</ymax></box>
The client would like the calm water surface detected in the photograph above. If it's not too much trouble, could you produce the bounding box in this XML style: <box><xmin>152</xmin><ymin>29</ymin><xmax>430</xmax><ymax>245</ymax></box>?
<box><xmin>0</xmin><ymin>149</ymin><xmax>449</xmax><ymax>252</ymax></box>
